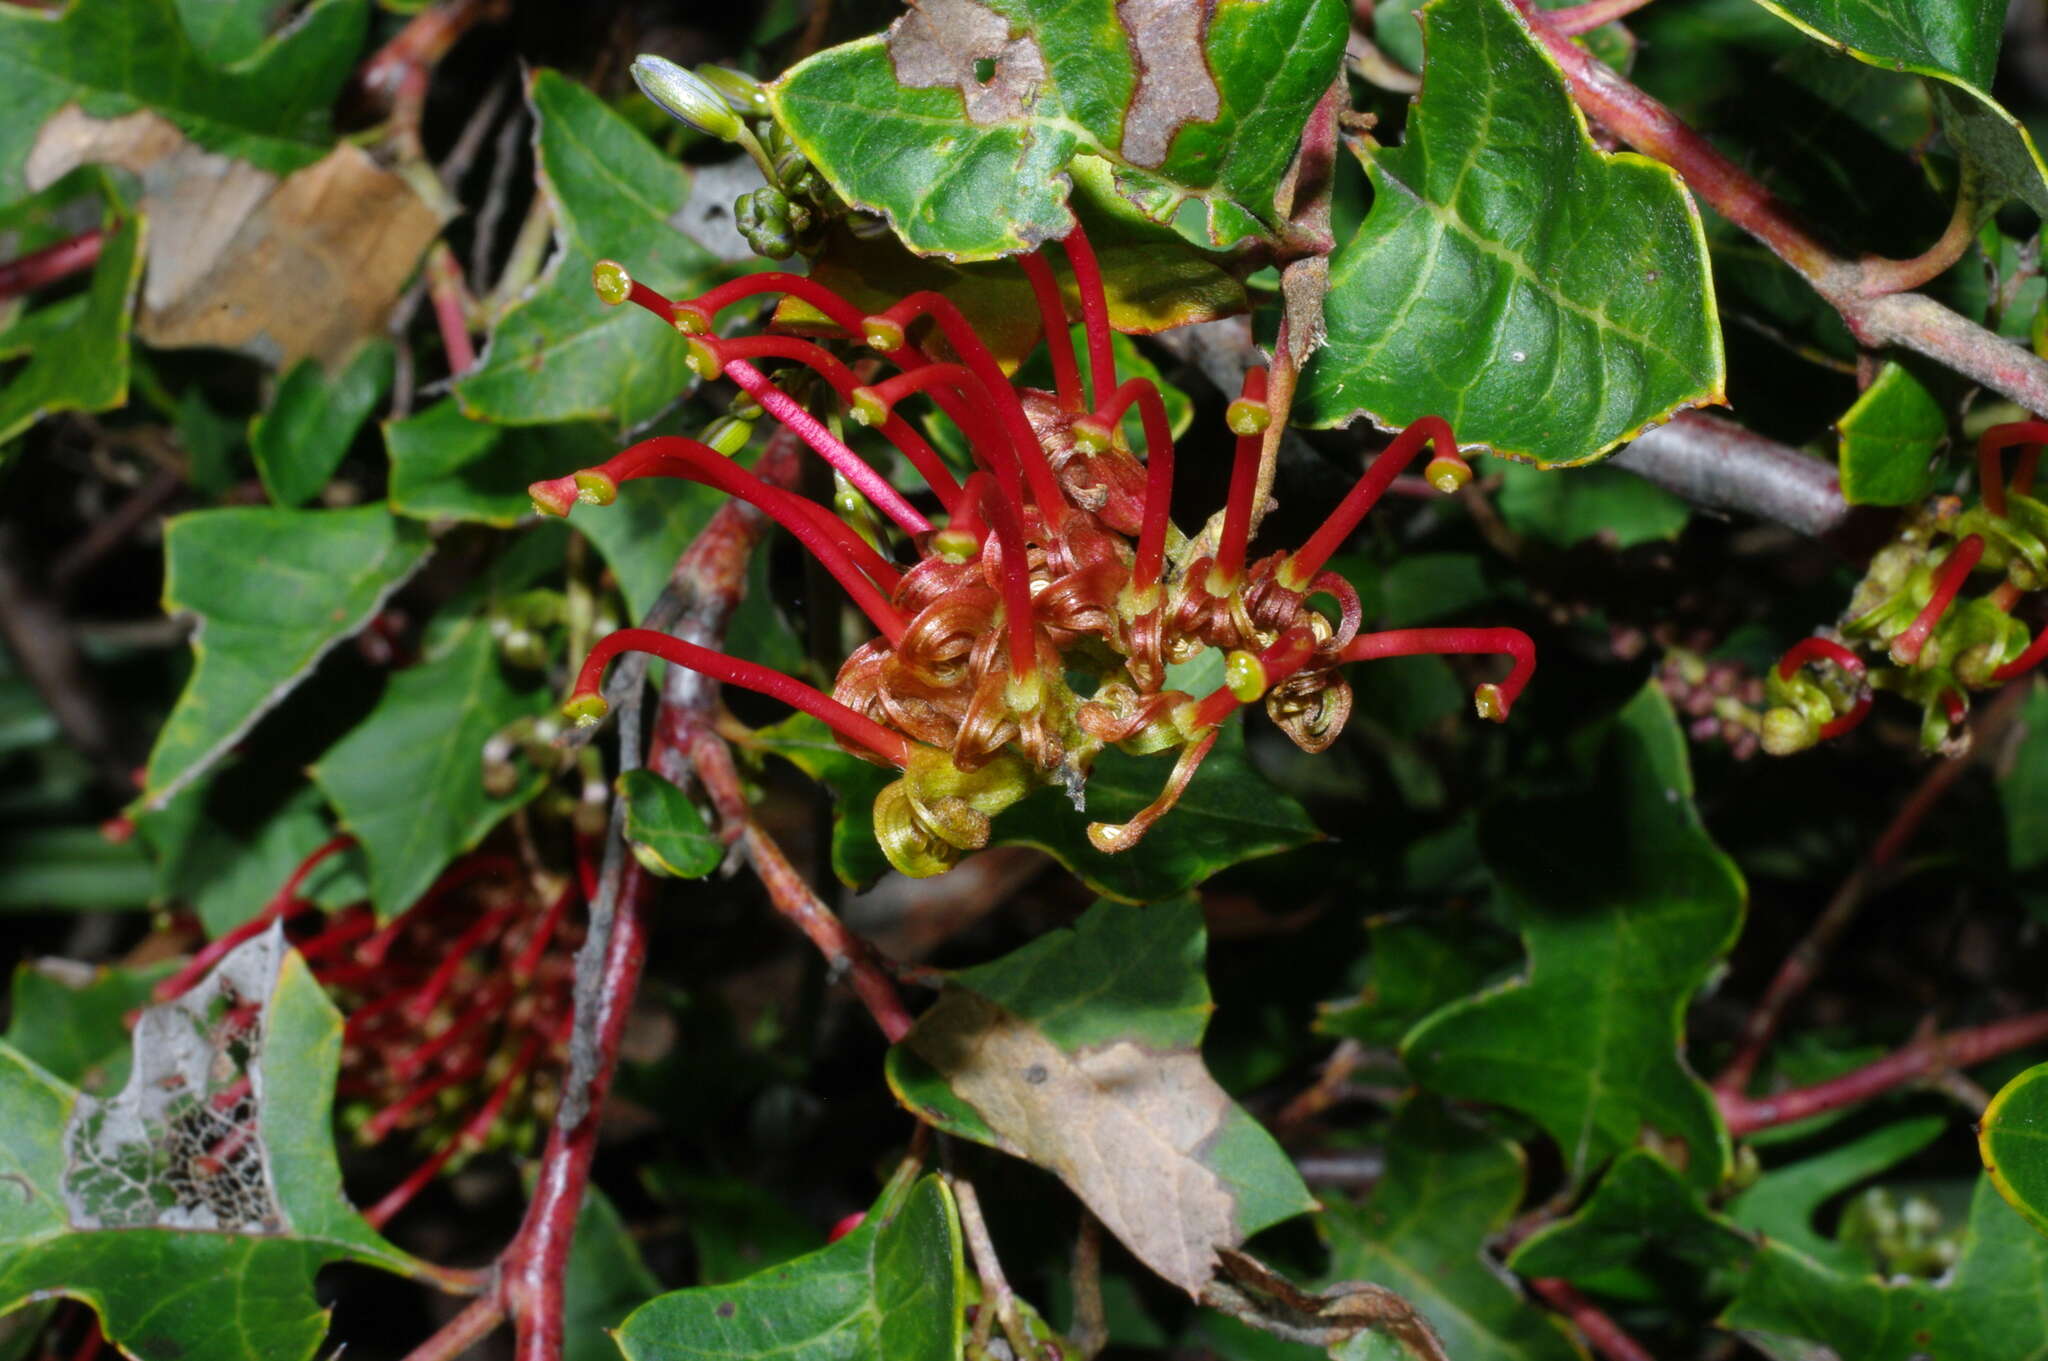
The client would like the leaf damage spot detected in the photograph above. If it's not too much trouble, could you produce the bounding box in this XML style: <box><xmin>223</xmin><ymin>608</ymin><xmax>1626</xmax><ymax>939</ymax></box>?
<box><xmin>61</xmin><ymin>926</ymin><xmax>290</xmax><ymax>1234</ymax></box>
<box><xmin>908</xmin><ymin>990</ymin><xmax>1240</xmax><ymax>1294</ymax></box>
<box><xmin>1116</xmin><ymin>0</ymin><xmax>1222</xmax><ymax>169</ymax></box>
<box><xmin>886</xmin><ymin>0</ymin><xmax>1047</xmax><ymax>124</ymax></box>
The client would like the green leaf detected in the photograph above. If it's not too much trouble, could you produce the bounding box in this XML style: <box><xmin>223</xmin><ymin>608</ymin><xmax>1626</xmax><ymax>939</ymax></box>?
<box><xmin>1403</xmin><ymin>686</ymin><xmax>1746</xmax><ymax>1189</ymax></box>
<box><xmin>0</xmin><ymin>0</ymin><xmax>365</xmax><ymax>202</ymax></box>
<box><xmin>642</xmin><ymin>1168</ymin><xmax>823</xmax><ymax>1286</ymax></box>
<box><xmin>1320</xmin><ymin>1099</ymin><xmax>1582</xmax><ymax>1361</ymax></box>
<box><xmin>1744</xmin><ymin>0</ymin><xmax>2048</xmax><ymax>216</ymax></box>
<box><xmin>251</xmin><ymin>342</ymin><xmax>394</xmax><ymax>508</ymax></box>
<box><xmin>143</xmin><ymin>506</ymin><xmax>431</xmax><ymax>807</ymax></box>
<box><xmin>0</xmin><ymin>828</ymin><xmax>154</xmax><ymax>912</ymax></box>
<box><xmin>1728</xmin><ymin>1117</ymin><xmax>1946</xmax><ymax>1268</ymax></box>
<box><xmin>1836</xmin><ymin>361</ymin><xmax>1946</xmax><ymax>506</ymax></box>
<box><xmin>0</xmin><ymin>173</ymin><xmax>143</xmax><ymax>445</ymax></box>
<box><xmin>1491</xmin><ymin>458</ymin><xmax>1693</xmax><ymax>548</ymax></box>
<box><xmin>1722</xmin><ymin>1170</ymin><xmax>2048</xmax><ymax>1361</ymax></box>
<box><xmin>1981</xmin><ymin>1063</ymin><xmax>2048</xmax><ymax>1242</ymax></box>
<box><xmin>136</xmin><ymin>765</ymin><xmax>362</xmax><ymax>936</ymax></box>
<box><xmin>2</xmin><ymin>959</ymin><xmax>172</xmax><ymax>1091</ymax></box>
<box><xmin>991</xmin><ymin>724</ymin><xmax>1321</xmax><ymax>904</ymax></box>
<box><xmin>387</xmin><ymin>397</ymin><xmax>616</xmax><ymax>528</ymax></box>
<box><xmin>1296</xmin><ymin>0</ymin><xmax>1724</xmax><ymax>466</ymax></box>
<box><xmin>885</xmin><ymin>897</ymin><xmax>1315</xmax><ymax>1294</ymax></box>
<box><xmin>563</xmin><ymin>1187</ymin><xmax>660</xmax><ymax>1361</ymax></box>
<box><xmin>0</xmin><ymin>928</ymin><xmax>436</xmax><ymax>1361</ymax></box>
<box><xmin>1318</xmin><ymin>913</ymin><xmax>1516</xmax><ymax>1046</ymax></box>
<box><xmin>1507</xmin><ymin>1149</ymin><xmax>1754</xmax><ymax>1283</ymax></box>
<box><xmin>768</xmin><ymin>0</ymin><xmax>1349</xmax><ymax>259</ymax></box>
<box><xmin>173</xmin><ymin>0</ymin><xmax>278</xmax><ymax>66</ymax></box>
<box><xmin>744</xmin><ymin>712</ymin><xmax>896</xmax><ymax>889</ymax></box>
<box><xmin>571</xmin><ymin>474</ymin><xmax>728</xmax><ymax>623</ymax></box>
<box><xmin>455</xmin><ymin>70</ymin><xmax>718</xmax><ymax>430</ymax></box>
<box><xmin>618</xmin><ymin>769</ymin><xmax>722</xmax><ymax>879</ymax></box>
<box><xmin>311</xmin><ymin>628</ymin><xmax>548</xmax><ymax>917</ymax></box>
<box><xmin>615</xmin><ymin>1172</ymin><xmax>966</xmax><ymax>1361</ymax></box>
<box><xmin>2002</xmin><ymin>680</ymin><xmax>2048</xmax><ymax>874</ymax></box>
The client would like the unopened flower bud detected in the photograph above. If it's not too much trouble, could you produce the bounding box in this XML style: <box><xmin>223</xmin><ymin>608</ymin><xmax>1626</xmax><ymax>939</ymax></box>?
<box><xmin>696</xmin><ymin>64</ymin><xmax>770</xmax><ymax>118</ymax></box>
<box><xmin>1760</xmin><ymin>706</ymin><xmax>1817</xmax><ymax>756</ymax></box>
<box><xmin>631</xmin><ymin>56</ymin><xmax>743</xmax><ymax>141</ymax></box>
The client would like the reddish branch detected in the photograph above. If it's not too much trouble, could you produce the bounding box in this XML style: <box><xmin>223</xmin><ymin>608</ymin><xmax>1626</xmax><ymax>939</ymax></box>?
<box><xmin>1721</xmin><ymin>1009</ymin><xmax>2048</xmax><ymax>1134</ymax></box>
<box><xmin>1715</xmin><ymin>680</ymin><xmax>2030</xmax><ymax>1095</ymax></box>
<box><xmin>1524</xmin><ymin>1278</ymin><xmax>1656</xmax><ymax>1361</ymax></box>
<box><xmin>0</xmin><ymin>228</ymin><xmax>102</xmax><ymax>302</ymax></box>
<box><xmin>1512</xmin><ymin>3</ymin><xmax>2048</xmax><ymax>413</ymax></box>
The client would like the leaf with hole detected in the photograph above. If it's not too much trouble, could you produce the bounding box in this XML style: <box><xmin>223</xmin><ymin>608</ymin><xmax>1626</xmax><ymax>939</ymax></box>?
<box><xmin>0</xmin><ymin>927</ymin><xmax>446</xmax><ymax>1361</ymax></box>
<box><xmin>886</xmin><ymin>897</ymin><xmax>1315</xmax><ymax>1295</ymax></box>
<box><xmin>1296</xmin><ymin>0</ymin><xmax>1724</xmax><ymax>466</ymax></box>
<box><xmin>768</xmin><ymin>0</ymin><xmax>1349</xmax><ymax>259</ymax></box>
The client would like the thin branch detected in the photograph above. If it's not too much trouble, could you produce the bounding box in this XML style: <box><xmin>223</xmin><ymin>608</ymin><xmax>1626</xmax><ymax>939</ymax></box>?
<box><xmin>400</xmin><ymin>1293</ymin><xmax>506</xmax><ymax>1361</ymax></box>
<box><xmin>1610</xmin><ymin>412</ymin><xmax>1850</xmax><ymax>540</ymax></box>
<box><xmin>1720</xmin><ymin>1008</ymin><xmax>2048</xmax><ymax>1134</ymax></box>
<box><xmin>1068</xmin><ymin>1213</ymin><xmax>1108</xmax><ymax>1361</ymax></box>
<box><xmin>1715</xmin><ymin>680</ymin><xmax>2030</xmax><ymax>1095</ymax></box>
<box><xmin>0</xmin><ymin>228</ymin><xmax>103</xmax><ymax>303</ymax></box>
<box><xmin>1524</xmin><ymin>1278</ymin><xmax>1657</xmax><ymax>1361</ymax></box>
<box><xmin>1542</xmin><ymin>0</ymin><xmax>1657</xmax><ymax>36</ymax></box>
<box><xmin>1514</xmin><ymin>3</ymin><xmax>2048</xmax><ymax>414</ymax></box>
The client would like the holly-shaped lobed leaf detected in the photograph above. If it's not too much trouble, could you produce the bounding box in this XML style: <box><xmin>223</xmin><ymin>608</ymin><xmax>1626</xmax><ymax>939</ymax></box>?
<box><xmin>1743</xmin><ymin>0</ymin><xmax>2048</xmax><ymax>216</ymax></box>
<box><xmin>1507</xmin><ymin>1148</ymin><xmax>1754</xmax><ymax>1284</ymax></box>
<box><xmin>1296</xmin><ymin>0</ymin><xmax>1724</xmax><ymax>467</ymax></box>
<box><xmin>614</xmin><ymin>1171</ymin><xmax>965</xmax><ymax>1361</ymax></box>
<box><xmin>0</xmin><ymin>0</ymin><xmax>365</xmax><ymax>203</ymax></box>
<box><xmin>1402</xmin><ymin>685</ymin><xmax>1746</xmax><ymax>1189</ymax></box>
<box><xmin>885</xmin><ymin>897</ymin><xmax>1315</xmax><ymax>1296</ymax></box>
<box><xmin>311</xmin><ymin>627</ymin><xmax>549</xmax><ymax>918</ymax></box>
<box><xmin>1320</xmin><ymin>1098</ymin><xmax>1583</xmax><ymax>1361</ymax></box>
<box><xmin>142</xmin><ymin>505</ymin><xmax>433</xmax><ymax>808</ymax></box>
<box><xmin>0</xmin><ymin>170</ymin><xmax>143</xmax><ymax>446</ymax></box>
<box><xmin>0</xmin><ymin>927</ymin><xmax>447</xmax><ymax>1361</ymax></box>
<box><xmin>768</xmin><ymin>0</ymin><xmax>1349</xmax><ymax>260</ymax></box>
<box><xmin>455</xmin><ymin>70</ymin><xmax>726</xmax><ymax>431</ymax></box>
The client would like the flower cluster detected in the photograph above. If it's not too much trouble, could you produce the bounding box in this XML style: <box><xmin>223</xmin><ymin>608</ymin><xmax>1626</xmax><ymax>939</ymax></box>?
<box><xmin>1760</xmin><ymin>421</ymin><xmax>2048</xmax><ymax>755</ymax></box>
<box><xmin>529</xmin><ymin>224</ymin><xmax>1535</xmax><ymax>878</ymax></box>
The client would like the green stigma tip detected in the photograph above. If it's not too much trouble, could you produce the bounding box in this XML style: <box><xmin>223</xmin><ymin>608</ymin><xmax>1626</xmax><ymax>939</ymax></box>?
<box><xmin>592</xmin><ymin>260</ymin><xmax>632</xmax><ymax>306</ymax></box>
<box><xmin>1225</xmin><ymin>399</ymin><xmax>1270</xmax><ymax>436</ymax></box>
<box><xmin>849</xmin><ymin>388</ymin><xmax>889</xmax><ymax>427</ymax></box>
<box><xmin>1072</xmin><ymin>419</ymin><xmax>1113</xmax><ymax>455</ymax></box>
<box><xmin>572</xmin><ymin>471</ymin><xmax>619</xmax><ymax>506</ymax></box>
<box><xmin>1425</xmin><ymin>455</ymin><xmax>1472</xmax><ymax>494</ymax></box>
<box><xmin>563</xmin><ymin>693</ymin><xmax>610</xmax><ymax>726</ymax></box>
<box><xmin>863</xmin><ymin>318</ymin><xmax>905</xmax><ymax>353</ymax></box>
<box><xmin>1224</xmin><ymin>650</ymin><xmax>1267</xmax><ymax>704</ymax></box>
<box><xmin>684</xmin><ymin>336</ymin><xmax>723</xmax><ymax>382</ymax></box>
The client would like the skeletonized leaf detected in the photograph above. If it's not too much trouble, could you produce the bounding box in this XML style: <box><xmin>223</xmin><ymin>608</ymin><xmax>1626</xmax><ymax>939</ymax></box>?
<box><xmin>1296</xmin><ymin>0</ymin><xmax>1724</xmax><ymax>466</ymax></box>
<box><xmin>143</xmin><ymin>506</ymin><xmax>432</xmax><ymax>808</ymax></box>
<box><xmin>615</xmin><ymin>1172</ymin><xmax>965</xmax><ymax>1361</ymax></box>
<box><xmin>886</xmin><ymin>897</ymin><xmax>1315</xmax><ymax>1295</ymax></box>
<box><xmin>0</xmin><ymin>928</ymin><xmax>442</xmax><ymax>1361</ymax></box>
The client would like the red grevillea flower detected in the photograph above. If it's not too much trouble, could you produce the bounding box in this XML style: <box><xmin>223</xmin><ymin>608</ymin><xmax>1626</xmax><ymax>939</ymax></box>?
<box><xmin>531</xmin><ymin>224</ymin><xmax>1536</xmax><ymax>877</ymax></box>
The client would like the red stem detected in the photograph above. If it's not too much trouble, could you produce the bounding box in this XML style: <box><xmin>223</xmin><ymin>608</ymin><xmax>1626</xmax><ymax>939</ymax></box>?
<box><xmin>1778</xmin><ymin>635</ymin><xmax>1872</xmax><ymax>740</ymax></box>
<box><xmin>1282</xmin><ymin>418</ymin><xmax>1465</xmax><ymax>589</ymax></box>
<box><xmin>1890</xmin><ymin>534</ymin><xmax>1984</xmax><ymax>666</ymax></box>
<box><xmin>1018</xmin><ymin>250</ymin><xmax>1083</xmax><ymax>412</ymax></box>
<box><xmin>721</xmin><ymin>357</ymin><xmax>932</xmax><ymax>534</ymax></box>
<box><xmin>862</xmin><ymin>364</ymin><xmax>1029</xmax><ymax>514</ymax></box>
<box><xmin>1189</xmin><ymin>626</ymin><xmax>1321</xmax><ymax>730</ymax></box>
<box><xmin>870</xmin><ymin>292</ymin><xmax>1067</xmax><ymax>514</ymax></box>
<box><xmin>1062</xmin><ymin>221</ymin><xmax>1117</xmax><ymax>409</ymax></box>
<box><xmin>1978</xmin><ymin>421</ymin><xmax>2048</xmax><ymax>518</ymax></box>
<box><xmin>569</xmin><ymin>628</ymin><xmax>912</xmax><ymax>766</ymax></box>
<box><xmin>1993</xmin><ymin>625</ymin><xmax>2048</xmax><ymax>682</ymax></box>
<box><xmin>427</xmin><ymin>244</ymin><xmax>477</xmax><ymax>376</ymax></box>
<box><xmin>1524</xmin><ymin>1278</ymin><xmax>1656</xmax><ymax>1361</ymax></box>
<box><xmin>1540</xmin><ymin>0</ymin><xmax>1656</xmax><ymax>35</ymax></box>
<box><xmin>0</xmin><ymin>228</ymin><xmax>103</xmax><ymax>303</ymax></box>
<box><xmin>1341</xmin><ymin>627</ymin><xmax>1536</xmax><ymax>721</ymax></box>
<box><xmin>403</xmin><ymin>903</ymin><xmax>518</xmax><ymax>1024</ymax></box>
<box><xmin>1091</xmin><ymin>378</ymin><xmax>1177</xmax><ymax>598</ymax></box>
<box><xmin>154</xmin><ymin>836</ymin><xmax>355</xmax><ymax>1002</ymax></box>
<box><xmin>709</xmin><ymin>335</ymin><xmax>962</xmax><ymax>508</ymax></box>
<box><xmin>1721</xmin><ymin>1009</ymin><xmax>2048</xmax><ymax>1134</ymax></box>
<box><xmin>512</xmin><ymin>883</ymin><xmax>575</xmax><ymax>983</ymax></box>
<box><xmin>976</xmin><ymin>475</ymin><xmax>1043</xmax><ymax>688</ymax></box>
<box><xmin>1211</xmin><ymin>368</ymin><xmax>1270</xmax><ymax>593</ymax></box>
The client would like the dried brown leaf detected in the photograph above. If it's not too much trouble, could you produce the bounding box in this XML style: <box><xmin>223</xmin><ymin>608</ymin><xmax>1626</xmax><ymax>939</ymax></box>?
<box><xmin>27</xmin><ymin>107</ymin><xmax>445</xmax><ymax>371</ymax></box>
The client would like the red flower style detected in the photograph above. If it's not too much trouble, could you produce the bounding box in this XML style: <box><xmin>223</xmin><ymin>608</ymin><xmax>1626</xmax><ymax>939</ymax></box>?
<box><xmin>530</xmin><ymin>225</ymin><xmax>1535</xmax><ymax>877</ymax></box>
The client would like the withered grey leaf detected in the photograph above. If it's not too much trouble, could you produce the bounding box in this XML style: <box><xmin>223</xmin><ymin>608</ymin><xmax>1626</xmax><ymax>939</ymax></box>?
<box><xmin>1117</xmin><ymin>0</ymin><xmax>1221</xmax><ymax>168</ymax></box>
<box><xmin>887</xmin><ymin>0</ymin><xmax>1047</xmax><ymax>124</ymax></box>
